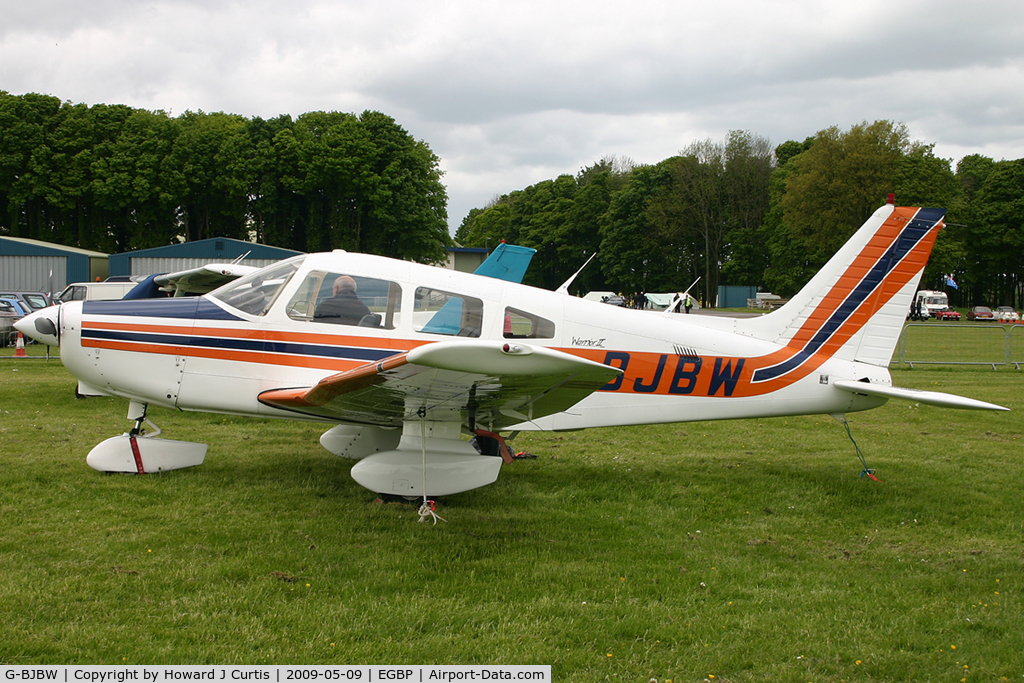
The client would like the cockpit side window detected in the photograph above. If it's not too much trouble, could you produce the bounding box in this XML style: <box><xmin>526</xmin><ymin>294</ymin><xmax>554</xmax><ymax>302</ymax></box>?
<box><xmin>414</xmin><ymin>287</ymin><xmax>483</xmax><ymax>337</ymax></box>
<box><xmin>209</xmin><ymin>258</ymin><xmax>300</xmax><ymax>316</ymax></box>
<box><xmin>286</xmin><ymin>271</ymin><xmax>401</xmax><ymax>329</ymax></box>
<box><xmin>503</xmin><ymin>307</ymin><xmax>555</xmax><ymax>339</ymax></box>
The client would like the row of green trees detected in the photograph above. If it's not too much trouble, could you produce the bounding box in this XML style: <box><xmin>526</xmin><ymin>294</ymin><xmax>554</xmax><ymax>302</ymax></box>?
<box><xmin>457</xmin><ymin>121</ymin><xmax>1024</xmax><ymax>308</ymax></box>
<box><xmin>0</xmin><ymin>92</ymin><xmax>450</xmax><ymax>262</ymax></box>
<box><xmin>5</xmin><ymin>92</ymin><xmax>1020</xmax><ymax>307</ymax></box>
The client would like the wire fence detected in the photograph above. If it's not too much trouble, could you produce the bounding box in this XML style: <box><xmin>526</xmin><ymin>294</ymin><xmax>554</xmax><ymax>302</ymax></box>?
<box><xmin>893</xmin><ymin>323</ymin><xmax>1024</xmax><ymax>369</ymax></box>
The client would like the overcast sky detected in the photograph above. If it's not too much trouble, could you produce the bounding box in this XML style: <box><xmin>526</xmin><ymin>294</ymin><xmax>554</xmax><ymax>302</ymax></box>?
<box><xmin>3</xmin><ymin>0</ymin><xmax>1023</xmax><ymax>233</ymax></box>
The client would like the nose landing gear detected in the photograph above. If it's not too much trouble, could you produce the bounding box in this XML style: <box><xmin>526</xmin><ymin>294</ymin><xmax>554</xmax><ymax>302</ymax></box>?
<box><xmin>85</xmin><ymin>401</ymin><xmax>208</xmax><ymax>474</ymax></box>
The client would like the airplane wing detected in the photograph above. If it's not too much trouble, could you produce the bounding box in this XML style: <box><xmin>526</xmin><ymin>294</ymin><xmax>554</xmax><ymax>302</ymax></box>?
<box><xmin>258</xmin><ymin>340</ymin><xmax>622</xmax><ymax>429</ymax></box>
<box><xmin>833</xmin><ymin>380</ymin><xmax>1008</xmax><ymax>411</ymax></box>
<box><xmin>155</xmin><ymin>264</ymin><xmax>260</xmax><ymax>296</ymax></box>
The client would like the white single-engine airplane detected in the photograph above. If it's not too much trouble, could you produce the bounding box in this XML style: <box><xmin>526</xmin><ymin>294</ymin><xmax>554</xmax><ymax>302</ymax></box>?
<box><xmin>16</xmin><ymin>200</ymin><xmax>1007</xmax><ymax>501</ymax></box>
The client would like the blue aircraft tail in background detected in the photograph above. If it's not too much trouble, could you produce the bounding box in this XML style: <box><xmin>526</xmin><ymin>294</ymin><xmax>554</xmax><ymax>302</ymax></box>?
<box><xmin>473</xmin><ymin>243</ymin><xmax>535</xmax><ymax>283</ymax></box>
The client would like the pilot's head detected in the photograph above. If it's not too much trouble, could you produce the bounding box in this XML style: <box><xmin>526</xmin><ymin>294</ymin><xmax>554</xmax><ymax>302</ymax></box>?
<box><xmin>333</xmin><ymin>276</ymin><xmax>357</xmax><ymax>296</ymax></box>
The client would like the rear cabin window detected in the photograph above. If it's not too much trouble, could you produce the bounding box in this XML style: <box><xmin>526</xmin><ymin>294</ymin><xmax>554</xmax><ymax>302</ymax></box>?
<box><xmin>503</xmin><ymin>307</ymin><xmax>555</xmax><ymax>339</ymax></box>
<box><xmin>286</xmin><ymin>272</ymin><xmax>401</xmax><ymax>329</ymax></box>
<box><xmin>414</xmin><ymin>287</ymin><xmax>483</xmax><ymax>337</ymax></box>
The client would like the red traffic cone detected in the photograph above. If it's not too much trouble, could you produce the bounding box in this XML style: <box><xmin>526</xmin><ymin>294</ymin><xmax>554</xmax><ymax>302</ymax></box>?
<box><xmin>14</xmin><ymin>331</ymin><xmax>27</xmax><ymax>357</ymax></box>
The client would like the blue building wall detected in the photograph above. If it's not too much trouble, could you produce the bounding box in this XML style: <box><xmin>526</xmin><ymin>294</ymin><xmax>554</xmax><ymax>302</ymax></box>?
<box><xmin>717</xmin><ymin>285</ymin><xmax>758</xmax><ymax>308</ymax></box>
<box><xmin>0</xmin><ymin>236</ymin><xmax>108</xmax><ymax>287</ymax></box>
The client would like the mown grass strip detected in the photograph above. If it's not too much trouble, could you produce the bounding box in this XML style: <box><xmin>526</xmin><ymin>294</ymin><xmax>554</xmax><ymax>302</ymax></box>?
<box><xmin>0</xmin><ymin>360</ymin><xmax>1021</xmax><ymax>681</ymax></box>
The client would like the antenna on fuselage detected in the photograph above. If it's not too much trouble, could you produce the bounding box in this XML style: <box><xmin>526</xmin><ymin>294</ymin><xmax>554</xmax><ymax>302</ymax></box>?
<box><xmin>664</xmin><ymin>276</ymin><xmax>701</xmax><ymax>316</ymax></box>
<box><xmin>555</xmin><ymin>252</ymin><xmax>598</xmax><ymax>295</ymax></box>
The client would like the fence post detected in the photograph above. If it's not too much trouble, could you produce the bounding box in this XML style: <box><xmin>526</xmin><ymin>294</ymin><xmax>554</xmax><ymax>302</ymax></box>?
<box><xmin>1011</xmin><ymin>325</ymin><xmax>1023</xmax><ymax>370</ymax></box>
<box><xmin>1007</xmin><ymin>324</ymin><xmax>1012</xmax><ymax>368</ymax></box>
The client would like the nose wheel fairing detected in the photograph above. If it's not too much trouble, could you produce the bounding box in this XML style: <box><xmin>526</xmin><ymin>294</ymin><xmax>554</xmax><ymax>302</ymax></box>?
<box><xmin>86</xmin><ymin>434</ymin><xmax>208</xmax><ymax>474</ymax></box>
<box><xmin>86</xmin><ymin>403</ymin><xmax>207</xmax><ymax>474</ymax></box>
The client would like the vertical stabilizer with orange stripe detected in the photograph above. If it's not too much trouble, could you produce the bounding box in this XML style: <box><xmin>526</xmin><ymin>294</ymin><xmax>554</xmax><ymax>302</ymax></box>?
<box><xmin>741</xmin><ymin>203</ymin><xmax>944</xmax><ymax>371</ymax></box>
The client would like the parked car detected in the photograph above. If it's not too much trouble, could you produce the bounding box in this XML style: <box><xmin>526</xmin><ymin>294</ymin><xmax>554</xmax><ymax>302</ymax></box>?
<box><xmin>600</xmin><ymin>294</ymin><xmax>628</xmax><ymax>307</ymax></box>
<box><xmin>966</xmin><ymin>306</ymin><xmax>995</xmax><ymax>321</ymax></box>
<box><xmin>934</xmin><ymin>309</ymin><xmax>960</xmax><ymax>321</ymax></box>
<box><xmin>0</xmin><ymin>297</ymin><xmax>31</xmax><ymax>343</ymax></box>
<box><xmin>995</xmin><ymin>306</ymin><xmax>1020</xmax><ymax>322</ymax></box>
<box><xmin>0</xmin><ymin>291</ymin><xmax>51</xmax><ymax>311</ymax></box>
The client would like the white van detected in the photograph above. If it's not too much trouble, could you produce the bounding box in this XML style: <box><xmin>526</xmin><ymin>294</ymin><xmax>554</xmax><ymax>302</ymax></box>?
<box><xmin>57</xmin><ymin>281</ymin><xmax>138</xmax><ymax>302</ymax></box>
<box><xmin>909</xmin><ymin>290</ymin><xmax>950</xmax><ymax>320</ymax></box>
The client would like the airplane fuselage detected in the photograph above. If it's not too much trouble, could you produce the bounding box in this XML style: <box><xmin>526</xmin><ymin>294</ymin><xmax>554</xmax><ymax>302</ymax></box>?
<box><xmin>56</xmin><ymin>249</ymin><xmax>886</xmax><ymax>430</ymax></box>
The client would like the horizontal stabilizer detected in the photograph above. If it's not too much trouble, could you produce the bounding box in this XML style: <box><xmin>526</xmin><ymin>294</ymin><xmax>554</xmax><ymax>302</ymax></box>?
<box><xmin>833</xmin><ymin>380</ymin><xmax>1009</xmax><ymax>411</ymax></box>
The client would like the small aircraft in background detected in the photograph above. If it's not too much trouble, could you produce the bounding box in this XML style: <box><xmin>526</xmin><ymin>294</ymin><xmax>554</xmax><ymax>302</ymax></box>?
<box><xmin>16</xmin><ymin>200</ymin><xmax>1007</xmax><ymax>505</ymax></box>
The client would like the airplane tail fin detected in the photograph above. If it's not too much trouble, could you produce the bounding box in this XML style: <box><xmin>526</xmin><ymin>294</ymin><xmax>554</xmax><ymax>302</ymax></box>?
<box><xmin>742</xmin><ymin>202</ymin><xmax>944</xmax><ymax>371</ymax></box>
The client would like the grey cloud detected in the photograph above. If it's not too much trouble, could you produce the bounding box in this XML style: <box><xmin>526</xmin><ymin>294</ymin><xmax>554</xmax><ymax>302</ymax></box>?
<box><xmin>2</xmin><ymin>0</ymin><xmax>1023</xmax><ymax>229</ymax></box>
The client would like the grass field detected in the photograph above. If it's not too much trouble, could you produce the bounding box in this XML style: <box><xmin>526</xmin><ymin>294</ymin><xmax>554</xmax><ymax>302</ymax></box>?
<box><xmin>1</xmin><ymin>357</ymin><xmax>1022</xmax><ymax>681</ymax></box>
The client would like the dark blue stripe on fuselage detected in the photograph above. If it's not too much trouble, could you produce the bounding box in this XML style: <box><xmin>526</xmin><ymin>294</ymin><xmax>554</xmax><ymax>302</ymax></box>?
<box><xmin>752</xmin><ymin>208</ymin><xmax>943</xmax><ymax>383</ymax></box>
<box><xmin>83</xmin><ymin>297</ymin><xmax>243</xmax><ymax>321</ymax></box>
<box><xmin>82</xmin><ymin>328</ymin><xmax>395</xmax><ymax>362</ymax></box>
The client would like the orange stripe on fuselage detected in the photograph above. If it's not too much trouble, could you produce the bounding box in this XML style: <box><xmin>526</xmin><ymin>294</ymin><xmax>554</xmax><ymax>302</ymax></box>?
<box><xmin>82</xmin><ymin>319</ymin><xmax>427</xmax><ymax>353</ymax></box>
<box><xmin>79</xmin><ymin>318</ymin><xmax>428</xmax><ymax>372</ymax></box>
<box><xmin>80</xmin><ymin>337</ymin><xmax>366</xmax><ymax>372</ymax></box>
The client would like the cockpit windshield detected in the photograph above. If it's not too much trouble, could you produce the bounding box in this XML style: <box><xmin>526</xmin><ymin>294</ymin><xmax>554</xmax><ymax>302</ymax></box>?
<box><xmin>209</xmin><ymin>256</ymin><xmax>302</xmax><ymax>316</ymax></box>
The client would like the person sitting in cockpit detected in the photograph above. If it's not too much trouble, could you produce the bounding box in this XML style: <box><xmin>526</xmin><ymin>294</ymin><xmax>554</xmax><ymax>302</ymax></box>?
<box><xmin>313</xmin><ymin>275</ymin><xmax>372</xmax><ymax>325</ymax></box>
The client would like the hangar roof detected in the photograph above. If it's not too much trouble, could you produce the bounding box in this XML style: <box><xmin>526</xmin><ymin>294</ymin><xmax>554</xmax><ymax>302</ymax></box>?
<box><xmin>0</xmin><ymin>236</ymin><xmax>108</xmax><ymax>258</ymax></box>
<box><xmin>111</xmin><ymin>237</ymin><xmax>301</xmax><ymax>260</ymax></box>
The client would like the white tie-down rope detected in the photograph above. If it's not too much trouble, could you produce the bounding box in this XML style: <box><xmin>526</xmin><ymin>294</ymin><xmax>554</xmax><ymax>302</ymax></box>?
<box><xmin>416</xmin><ymin>407</ymin><xmax>446</xmax><ymax>524</ymax></box>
